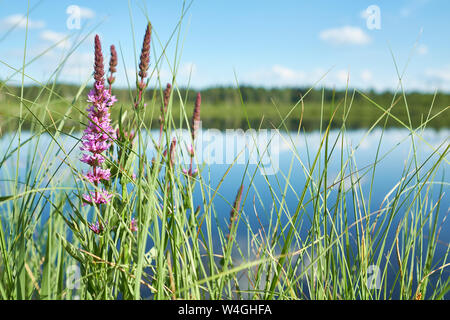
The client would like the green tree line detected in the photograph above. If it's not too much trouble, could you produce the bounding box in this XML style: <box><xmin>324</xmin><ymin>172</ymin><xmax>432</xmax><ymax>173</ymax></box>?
<box><xmin>0</xmin><ymin>83</ymin><xmax>448</xmax><ymax>131</ymax></box>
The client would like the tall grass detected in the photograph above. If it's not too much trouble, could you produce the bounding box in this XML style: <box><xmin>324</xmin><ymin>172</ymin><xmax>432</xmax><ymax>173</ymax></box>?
<box><xmin>0</xmin><ymin>2</ymin><xmax>448</xmax><ymax>300</ymax></box>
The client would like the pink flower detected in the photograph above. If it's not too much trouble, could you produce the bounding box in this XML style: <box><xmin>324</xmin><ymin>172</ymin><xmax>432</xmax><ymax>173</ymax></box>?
<box><xmin>187</xmin><ymin>144</ymin><xmax>195</xmax><ymax>157</ymax></box>
<box><xmin>80</xmin><ymin>153</ymin><xmax>105</xmax><ymax>166</ymax></box>
<box><xmin>82</xmin><ymin>189</ymin><xmax>113</xmax><ymax>206</ymax></box>
<box><xmin>84</xmin><ymin>168</ymin><xmax>111</xmax><ymax>183</ymax></box>
<box><xmin>89</xmin><ymin>220</ymin><xmax>107</xmax><ymax>234</ymax></box>
<box><xmin>130</xmin><ymin>218</ymin><xmax>138</xmax><ymax>232</ymax></box>
<box><xmin>182</xmin><ymin>167</ymin><xmax>198</xmax><ymax>177</ymax></box>
<box><xmin>80</xmin><ymin>35</ymin><xmax>117</xmax><ymax>207</ymax></box>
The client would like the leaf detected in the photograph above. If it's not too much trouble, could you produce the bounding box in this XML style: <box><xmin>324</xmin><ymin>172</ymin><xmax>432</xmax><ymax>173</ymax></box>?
<box><xmin>40</xmin><ymin>220</ymin><xmax>54</xmax><ymax>299</ymax></box>
<box><xmin>56</xmin><ymin>233</ymin><xmax>88</xmax><ymax>264</ymax></box>
<box><xmin>0</xmin><ymin>195</ymin><xmax>13</xmax><ymax>203</ymax></box>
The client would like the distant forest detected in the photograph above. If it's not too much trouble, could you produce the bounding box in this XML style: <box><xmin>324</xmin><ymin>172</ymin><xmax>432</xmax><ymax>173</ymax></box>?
<box><xmin>0</xmin><ymin>83</ymin><xmax>449</xmax><ymax>131</ymax></box>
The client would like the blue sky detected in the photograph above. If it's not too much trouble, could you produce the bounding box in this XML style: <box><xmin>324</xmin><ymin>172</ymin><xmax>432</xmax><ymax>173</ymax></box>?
<box><xmin>1</xmin><ymin>0</ymin><xmax>450</xmax><ymax>92</ymax></box>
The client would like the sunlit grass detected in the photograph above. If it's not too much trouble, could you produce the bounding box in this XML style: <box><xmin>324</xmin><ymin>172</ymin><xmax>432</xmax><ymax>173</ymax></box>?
<box><xmin>0</xmin><ymin>1</ymin><xmax>448</xmax><ymax>300</ymax></box>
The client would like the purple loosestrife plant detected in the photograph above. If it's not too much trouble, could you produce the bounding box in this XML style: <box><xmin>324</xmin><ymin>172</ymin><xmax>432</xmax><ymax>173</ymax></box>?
<box><xmin>134</xmin><ymin>23</ymin><xmax>152</xmax><ymax>109</ymax></box>
<box><xmin>191</xmin><ymin>92</ymin><xmax>201</xmax><ymax>141</ymax></box>
<box><xmin>185</xmin><ymin>93</ymin><xmax>201</xmax><ymax>177</ymax></box>
<box><xmin>227</xmin><ymin>184</ymin><xmax>244</xmax><ymax>241</ymax></box>
<box><xmin>138</xmin><ymin>24</ymin><xmax>151</xmax><ymax>86</ymax></box>
<box><xmin>159</xmin><ymin>83</ymin><xmax>171</xmax><ymax>146</ymax></box>
<box><xmin>107</xmin><ymin>44</ymin><xmax>118</xmax><ymax>93</ymax></box>
<box><xmin>81</xmin><ymin>35</ymin><xmax>117</xmax><ymax>206</ymax></box>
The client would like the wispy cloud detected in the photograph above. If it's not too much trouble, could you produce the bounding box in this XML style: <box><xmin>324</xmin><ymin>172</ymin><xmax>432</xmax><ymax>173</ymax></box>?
<box><xmin>400</xmin><ymin>0</ymin><xmax>431</xmax><ymax>17</ymax></box>
<box><xmin>179</xmin><ymin>62</ymin><xmax>197</xmax><ymax>78</ymax></box>
<box><xmin>416</xmin><ymin>44</ymin><xmax>428</xmax><ymax>55</ymax></box>
<box><xmin>0</xmin><ymin>14</ymin><xmax>45</xmax><ymax>29</ymax></box>
<box><xmin>271</xmin><ymin>65</ymin><xmax>307</xmax><ymax>84</ymax></box>
<box><xmin>158</xmin><ymin>62</ymin><xmax>198</xmax><ymax>86</ymax></box>
<box><xmin>61</xmin><ymin>51</ymin><xmax>93</xmax><ymax>81</ymax></box>
<box><xmin>424</xmin><ymin>66</ymin><xmax>450</xmax><ymax>90</ymax></box>
<box><xmin>38</xmin><ymin>50</ymin><xmax>93</xmax><ymax>83</ymax></box>
<box><xmin>336</xmin><ymin>69</ymin><xmax>349</xmax><ymax>85</ymax></box>
<box><xmin>240</xmin><ymin>65</ymin><xmax>356</xmax><ymax>88</ymax></box>
<box><xmin>242</xmin><ymin>65</ymin><xmax>307</xmax><ymax>87</ymax></box>
<box><xmin>78</xmin><ymin>7</ymin><xmax>96</xmax><ymax>19</ymax></box>
<box><xmin>360</xmin><ymin>69</ymin><xmax>373</xmax><ymax>83</ymax></box>
<box><xmin>360</xmin><ymin>8</ymin><xmax>370</xmax><ymax>20</ymax></box>
<box><xmin>66</xmin><ymin>5</ymin><xmax>96</xmax><ymax>20</ymax></box>
<box><xmin>40</xmin><ymin>30</ymin><xmax>72</xmax><ymax>49</ymax></box>
<box><xmin>319</xmin><ymin>26</ymin><xmax>371</xmax><ymax>45</ymax></box>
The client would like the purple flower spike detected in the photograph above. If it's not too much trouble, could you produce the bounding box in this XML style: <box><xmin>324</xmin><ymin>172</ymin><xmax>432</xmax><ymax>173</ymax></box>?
<box><xmin>80</xmin><ymin>35</ymin><xmax>116</xmax><ymax>207</ymax></box>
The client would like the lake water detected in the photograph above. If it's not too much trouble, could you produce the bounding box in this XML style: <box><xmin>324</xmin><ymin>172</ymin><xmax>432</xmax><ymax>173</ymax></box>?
<box><xmin>0</xmin><ymin>128</ymin><xmax>449</xmax><ymax>298</ymax></box>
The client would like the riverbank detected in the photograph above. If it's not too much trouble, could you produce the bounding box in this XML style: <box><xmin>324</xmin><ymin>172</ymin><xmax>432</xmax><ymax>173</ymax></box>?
<box><xmin>1</xmin><ymin>85</ymin><xmax>448</xmax><ymax>132</ymax></box>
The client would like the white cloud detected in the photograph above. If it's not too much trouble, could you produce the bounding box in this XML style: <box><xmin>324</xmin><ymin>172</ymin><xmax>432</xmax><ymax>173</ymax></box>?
<box><xmin>62</xmin><ymin>52</ymin><xmax>93</xmax><ymax>80</ymax></box>
<box><xmin>151</xmin><ymin>62</ymin><xmax>198</xmax><ymax>87</ymax></box>
<box><xmin>242</xmin><ymin>65</ymin><xmax>307</xmax><ymax>87</ymax></box>
<box><xmin>319</xmin><ymin>26</ymin><xmax>371</xmax><ymax>45</ymax></box>
<box><xmin>360</xmin><ymin>9</ymin><xmax>370</xmax><ymax>20</ymax></box>
<box><xmin>400</xmin><ymin>0</ymin><xmax>430</xmax><ymax>17</ymax></box>
<box><xmin>179</xmin><ymin>62</ymin><xmax>197</xmax><ymax>78</ymax></box>
<box><xmin>336</xmin><ymin>69</ymin><xmax>349</xmax><ymax>85</ymax></box>
<box><xmin>241</xmin><ymin>65</ymin><xmax>357</xmax><ymax>88</ymax></box>
<box><xmin>240</xmin><ymin>66</ymin><xmax>434</xmax><ymax>92</ymax></box>
<box><xmin>66</xmin><ymin>5</ymin><xmax>96</xmax><ymax>20</ymax></box>
<box><xmin>50</xmin><ymin>51</ymin><xmax>93</xmax><ymax>83</ymax></box>
<box><xmin>424</xmin><ymin>66</ymin><xmax>450</xmax><ymax>90</ymax></box>
<box><xmin>0</xmin><ymin>14</ymin><xmax>45</xmax><ymax>29</ymax></box>
<box><xmin>416</xmin><ymin>44</ymin><xmax>428</xmax><ymax>55</ymax></box>
<box><xmin>360</xmin><ymin>70</ymin><xmax>373</xmax><ymax>83</ymax></box>
<box><xmin>79</xmin><ymin>7</ymin><xmax>96</xmax><ymax>19</ymax></box>
<box><xmin>425</xmin><ymin>68</ymin><xmax>450</xmax><ymax>82</ymax></box>
<box><xmin>384</xmin><ymin>66</ymin><xmax>450</xmax><ymax>92</ymax></box>
<box><xmin>272</xmin><ymin>65</ymin><xmax>306</xmax><ymax>82</ymax></box>
<box><xmin>40</xmin><ymin>30</ymin><xmax>72</xmax><ymax>49</ymax></box>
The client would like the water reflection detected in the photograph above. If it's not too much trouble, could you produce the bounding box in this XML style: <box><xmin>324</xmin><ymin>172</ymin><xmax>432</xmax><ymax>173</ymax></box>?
<box><xmin>1</xmin><ymin>128</ymin><xmax>448</xmax><ymax>298</ymax></box>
